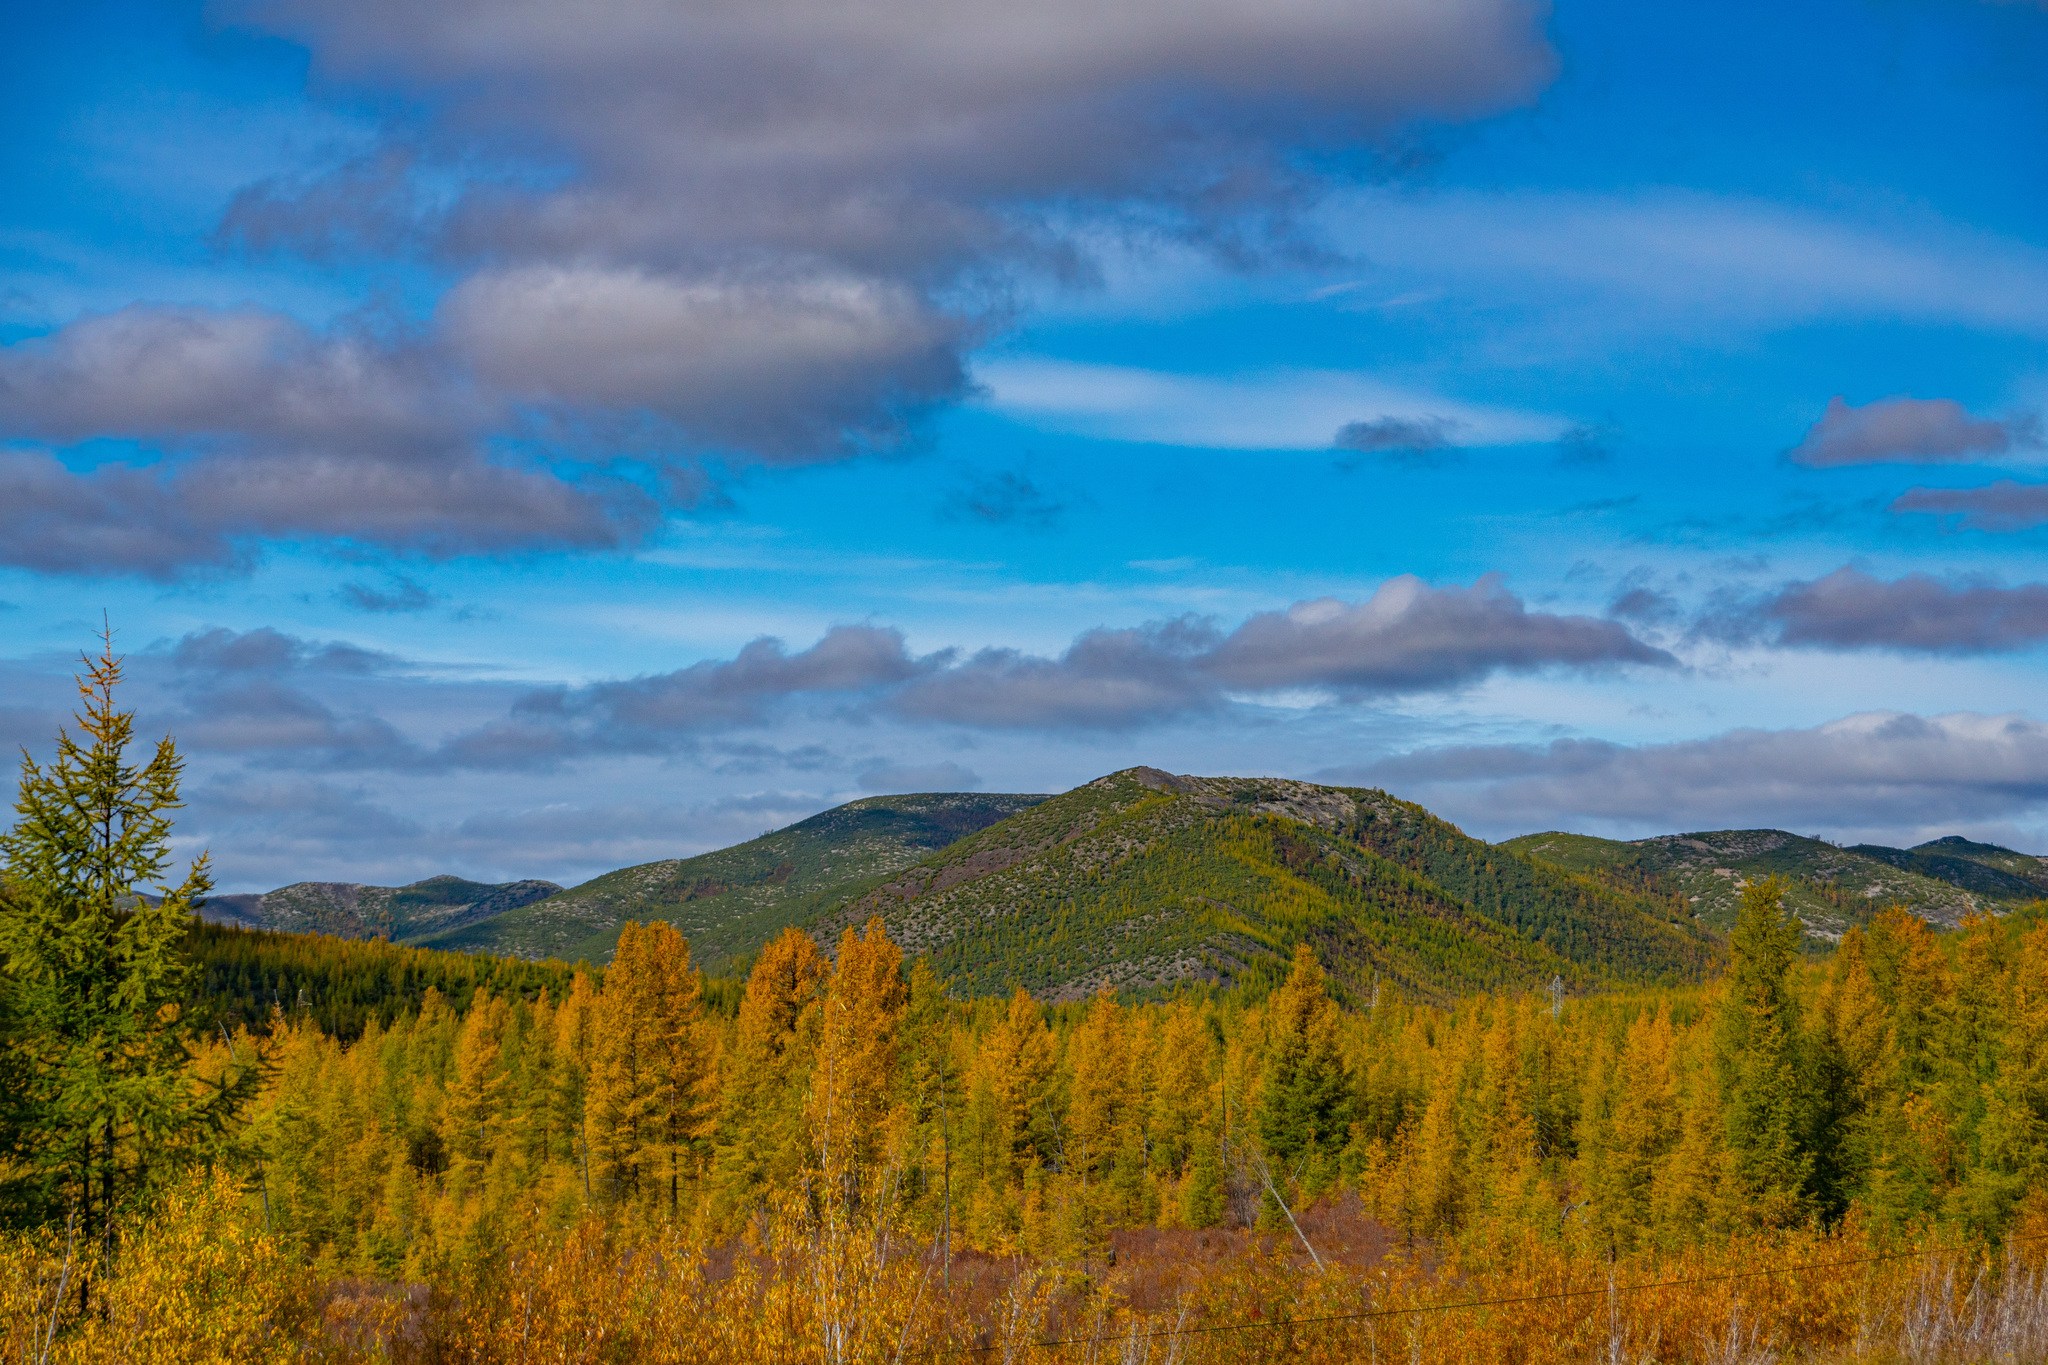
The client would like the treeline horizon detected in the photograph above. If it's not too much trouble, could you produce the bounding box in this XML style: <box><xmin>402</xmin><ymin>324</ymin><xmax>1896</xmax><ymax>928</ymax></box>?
<box><xmin>203</xmin><ymin>876</ymin><xmax>2047</xmax><ymax>1281</ymax></box>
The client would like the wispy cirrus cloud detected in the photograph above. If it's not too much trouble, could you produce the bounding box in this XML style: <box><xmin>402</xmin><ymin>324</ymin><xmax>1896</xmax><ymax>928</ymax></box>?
<box><xmin>976</xmin><ymin>359</ymin><xmax>1560</xmax><ymax>449</ymax></box>
<box><xmin>1320</xmin><ymin>188</ymin><xmax>2048</xmax><ymax>337</ymax></box>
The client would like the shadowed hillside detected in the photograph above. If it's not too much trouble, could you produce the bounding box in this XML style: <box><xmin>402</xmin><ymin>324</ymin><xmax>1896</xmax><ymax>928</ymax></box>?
<box><xmin>422</xmin><ymin>791</ymin><xmax>1048</xmax><ymax>968</ymax></box>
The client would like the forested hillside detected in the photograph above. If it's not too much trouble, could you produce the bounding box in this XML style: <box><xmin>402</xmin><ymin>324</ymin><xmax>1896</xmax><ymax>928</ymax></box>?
<box><xmin>426</xmin><ymin>791</ymin><xmax>1046</xmax><ymax>969</ymax></box>
<box><xmin>198</xmin><ymin>874</ymin><xmax>563</xmax><ymax>940</ymax></box>
<box><xmin>1504</xmin><ymin>827</ymin><xmax>2047</xmax><ymax>940</ymax></box>
<box><xmin>818</xmin><ymin>767</ymin><xmax>1718</xmax><ymax>1003</ymax></box>
<box><xmin>181</xmin><ymin>922</ymin><xmax>579</xmax><ymax>1041</ymax></box>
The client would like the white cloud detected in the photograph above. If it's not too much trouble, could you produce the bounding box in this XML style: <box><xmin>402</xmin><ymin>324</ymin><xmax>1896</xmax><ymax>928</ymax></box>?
<box><xmin>1320</xmin><ymin>187</ymin><xmax>2048</xmax><ymax>336</ymax></box>
<box><xmin>973</xmin><ymin>358</ymin><xmax>1562</xmax><ymax>449</ymax></box>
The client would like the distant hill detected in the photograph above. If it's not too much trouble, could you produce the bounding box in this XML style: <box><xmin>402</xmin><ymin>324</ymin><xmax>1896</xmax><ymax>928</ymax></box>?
<box><xmin>1500</xmin><ymin>828</ymin><xmax>2048</xmax><ymax>941</ymax></box>
<box><xmin>197</xmin><ymin>875</ymin><xmax>563</xmax><ymax>942</ymax></box>
<box><xmin>814</xmin><ymin>768</ymin><xmax>1719</xmax><ymax>1004</ymax></box>
<box><xmin>420</xmin><ymin>792</ymin><xmax>1049</xmax><ymax>969</ymax></box>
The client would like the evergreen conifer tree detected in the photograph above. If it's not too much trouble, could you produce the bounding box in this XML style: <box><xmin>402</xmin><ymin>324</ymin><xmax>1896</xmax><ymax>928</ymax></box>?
<box><xmin>1713</xmin><ymin>876</ymin><xmax>1813</xmax><ymax>1227</ymax></box>
<box><xmin>0</xmin><ymin>634</ymin><xmax>252</xmax><ymax>1280</ymax></box>
<box><xmin>1255</xmin><ymin>943</ymin><xmax>1351</xmax><ymax>1165</ymax></box>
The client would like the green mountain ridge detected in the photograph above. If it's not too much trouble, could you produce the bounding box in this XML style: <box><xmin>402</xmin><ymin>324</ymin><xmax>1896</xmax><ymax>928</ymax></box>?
<box><xmin>198</xmin><ymin>874</ymin><xmax>563</xmax><ymax>941</ymax></box>
<box><xmin>420</xmin><ymin>791</ymin><xmax>1048</xmax><ymax>969</ymax></box>
<box><xmin>814</xmin><ymin>767</ymin><xmax>1719</xmax><ymax>1004</ymax></box>
<box><xmin>1500</xmin><ymin>828</ymin><xmax>2047</xmax><ymax>941</ymax></box>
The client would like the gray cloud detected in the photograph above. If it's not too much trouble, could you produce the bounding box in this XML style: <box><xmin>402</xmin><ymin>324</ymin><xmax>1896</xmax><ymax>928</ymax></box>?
<box><xmin>1203</xmin><ymin>574</ymin><xmax>1673</xmax><ymax>692</ymax></box>
<box><xmin>229</xmin><ymin>0</ymin><xmax>1551</xmax><ymax>265</ymax></box>
<box><xmin>1329</xmin><ymin>710</ymin><xmax>2048</xmax><ymax>839</ymax></box>
<box><xmin>940</xmin><ymin>469</ymin><xmax>1072</xmax><ymax>529</ymax></box>
<box><xmin>1554</xmin><ymin>421</ymin><xmax>1618</xmax><ymax>466</ymax></box>
<box><xmin>1608</xmin><ymin>586</ymin><xmax>1680</xmax><ymax>625</ymax></box>
<box><xmin>425</xmin><ymin>578</ymin><xmax>1669</xmax><ymax>752</ymax></box>
<box><xmin>1790</xmin><ymin>395</ymin><xmax>2033</xmax><ymax>468</ymax></box>
<box><xmin>443</xmin><ymin>267</ymin><xmax>972</xmax><ymax>458</ymax></box>
<box><xmin>0</xmin><ymin>305</ymin><xmax>466</xmax><ymax>451</ymax></box>
<box><xmin>438</xmin><ymin>625</ymin><xmax>927</xmax><ymax>766</ymax></box>
<box><xmin>0</xmin><ymin>308</ymin><xmax>654</xmax><ymax>576</ymax></box>
<box><xmin>1892</xmin><ymin>479</ymin><xmax>2048</xmax><ymax>532</ymax></box>
<box><xmin>171</xmin><ymin>679</ymin><xmax>419</xmax><ymax>767</ymax></box>
<box><xmin>166</xmin><ymin>626</ymin><xmax>396</xmax><ymax>674</ymax></box>
<box><xmin>1755</xmin><ymin>567</ymin><xmax>2048</xmax><ymax>654</ymax></box>
<box><xmin>891</xmin><ymin>620</ymin><xmax>1221</xmax><ymax>729</ymax></box>
<box><xmin>516</xmin><ymin>576</ymin><xmax>1663</xmax><ymax>738</ymax></box>
<box><xmin>1333</xmin><ymin>415</ymin><xmax>1462</xmax><ymax>465</ymax></box>
<box><xmin>187</xmin><ymin>0</ymin><xmax>1553</xmax><ymax>474</ymax></box>
<box><xmin>9</xmin><ymin>0</ymin><xmax>1557</xmax><ymax>569</ymax></box>
<box><xmin>856</xmin><ymin>760</ymin><xmax>983</xmax><ymax>793</ymax></box>
<box><xmin>182</xmin><ymin>779</ymin><xmax>843</xmax><ymax>890</ymax></box>
<box><xmin>194</xmin><ymin>777</ymin><xmax>425</xmax><ymax>847</ymax></box>
<box><xmin>339</xmin><ymin>576</ymin><xmax>439</xmax><ymax>613</ymax></box>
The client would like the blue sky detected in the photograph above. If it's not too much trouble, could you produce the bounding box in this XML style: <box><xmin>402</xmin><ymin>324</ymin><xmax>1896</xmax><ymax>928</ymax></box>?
<box><xmin>5</xmin><ymin>0</ymin><xmax>2048</xmax><ymax>891</ymax></box>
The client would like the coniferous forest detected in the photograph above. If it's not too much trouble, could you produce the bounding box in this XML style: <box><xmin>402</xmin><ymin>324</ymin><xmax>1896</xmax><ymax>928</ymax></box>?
<box><xmin>3</xmin><ymin>653</ymin><xmax>2047</xmax><ymax>1364</ymax></box>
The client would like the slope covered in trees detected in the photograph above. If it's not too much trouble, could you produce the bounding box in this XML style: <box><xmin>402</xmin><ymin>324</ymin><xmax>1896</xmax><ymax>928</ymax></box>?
<box><xmin>198</xmin><ymin>874</ymin><xmax>563</xmax><ymax>940</ymax></box>
<box><xmin>181</xmin><ymin>921</ymin><xmax>580</xmax><ymax>1042</ymax></box>
<box><xmin>817</xmin><ymin>768</ymin><xmax>1719</xmax><ymax>1003</ymax></box>
<box><xmin>430</xmin><ymin>791</ymin><xmax>1047</xmax><ymax>968</ymax></box>
<box><xmin>1504</xmin><ymin>827</ymin><xmax>2047</xmax><ymax>940</ymax></box>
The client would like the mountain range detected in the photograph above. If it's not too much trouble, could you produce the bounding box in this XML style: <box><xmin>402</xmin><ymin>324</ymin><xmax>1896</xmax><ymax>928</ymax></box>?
<box><xmin>1502</xmin><ymin>829</ymin><xmax>2048</xmax><ymax>940</ymax></box>
<box><xmin>199</xmin><ymin>874</ymin><xmax>563</xmax><ymax>940</ymax></box>
<box><xmin>197</xmin><ymin>769</ymin><xmax>2047</xmax><ymax>999</ymax></box>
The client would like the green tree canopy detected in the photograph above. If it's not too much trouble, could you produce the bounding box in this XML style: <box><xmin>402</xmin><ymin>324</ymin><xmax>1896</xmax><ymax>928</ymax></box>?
<box><xmin>0</xmin><ymin>633</ymin><xmax>252</xmax><ymax>1267</ymax></box>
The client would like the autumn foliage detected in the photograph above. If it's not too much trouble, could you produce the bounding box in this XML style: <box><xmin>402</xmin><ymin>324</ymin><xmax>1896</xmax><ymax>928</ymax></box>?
<box><xmin>3</xmin><ymin>885</ymin><xmax>2048</xmax><ymax>1361</ymax></box>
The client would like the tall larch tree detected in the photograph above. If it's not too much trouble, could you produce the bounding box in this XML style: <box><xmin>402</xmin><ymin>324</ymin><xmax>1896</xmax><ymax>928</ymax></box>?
<box><xmin>809</xmin><ymin>918</ymin><xmax>906</xmax><ymax>1192</ymax></box>
<box><xmin>586</xmin><ymin>920</ymin><xmax>706</xmax><ymax>1218</ymax></box>
<box><xmin>710</xmin><ymin>925</ymin><xmax>825</xmax><ymax>1225</ymax></box>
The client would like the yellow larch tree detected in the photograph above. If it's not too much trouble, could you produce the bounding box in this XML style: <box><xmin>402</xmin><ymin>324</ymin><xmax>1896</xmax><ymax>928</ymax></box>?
<box><xmin>586</xmin><ymin>920</ymin><xmax>707</xmax><ymax>1220</ymax></box>
<box><xmin>711</xmin><ymin>925</ymin><xmax>826</xmax><ymax>1227</ymax></box>
<box><xmin>809</xmin><ymin>917</ymin><xmax>907</xmax><ymax>1189</ymax></box>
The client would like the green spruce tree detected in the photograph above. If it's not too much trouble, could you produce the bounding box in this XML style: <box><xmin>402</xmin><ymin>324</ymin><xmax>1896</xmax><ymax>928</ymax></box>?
<box><xmin>0</xmin><ymin>633</ymin><xmax>251</xmax><ymax>1274</ymax></box>
<box><xmin>1713</xmin><ymin>875</ymin><xmax>1813</xmax><ymax>1227</ymax></box>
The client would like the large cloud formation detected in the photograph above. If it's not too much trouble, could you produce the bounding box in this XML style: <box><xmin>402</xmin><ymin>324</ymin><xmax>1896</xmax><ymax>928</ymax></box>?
<box><xmin>435</xmin><ymin>576</ymin><xmax>1669</xmax><ymax>762</ymax></box>
<box><xmin>1789</xmin><ymin>395</ymin><xmax>2032</xmax><ymax>467</ymax></box>
<box><xmin>1337</xmin><ymin>710</ymin><xmax>2048</xmax><ymax>838</ymax></box>
<box><xmin>7</xmin><ymin>0</ymin><xmax>1555</xmax><ymax>572</ymax></box>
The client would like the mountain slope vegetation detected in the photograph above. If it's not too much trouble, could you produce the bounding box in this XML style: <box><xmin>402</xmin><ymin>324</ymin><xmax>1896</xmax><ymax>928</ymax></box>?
<box><xmin>425</xmin><ymin>791</ymin><xmax>1047</xmax><ymax>968</ymax></box>
<box><xmin>1502</xmin><ymin>828</ymin><xmax>2048</xmax><ymax>941</ymax></box>
<box><xmin>198</xmin><ymin>874</ymin><xmax>563</xmax><ymax>941</ymax></box>
<box><xmin>817</xmin><ymin>767</ymin><xmax>1718</xmax><ymax>1003</ymax></box>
